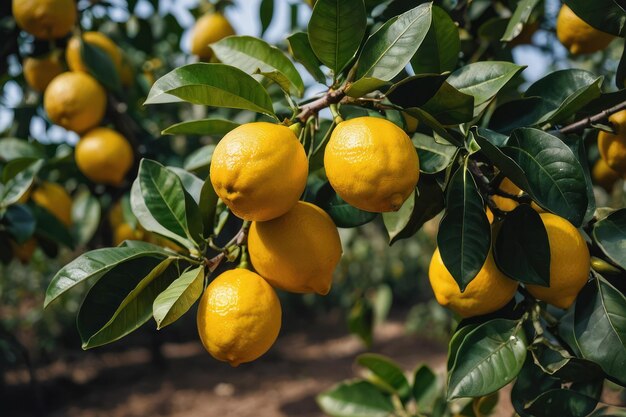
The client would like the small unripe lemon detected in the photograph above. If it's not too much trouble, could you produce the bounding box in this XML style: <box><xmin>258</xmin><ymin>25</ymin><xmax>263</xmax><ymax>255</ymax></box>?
<box><xmin>248</xmin><ymin>201</ymin><xmax>342</xmax><ymax>295</ymax></box>
<box><xmin>66</xmin><ymin>31</ymin><xmax>123</xmax><ymax>74</ymax></box>
<box><xmin>324</xmin><ymin>117</ymin><xmax>419</xmax><ymax>212</ymax></box>
<box><xmin>44</xmin><ymin>72</ymin><xmax>107</xmax><ymax>133</ymax></box>
<box><xmin>190</xmin><ymin>13</ymin><xmax>235</xmax><ymax>60</ymax></box>
<box><xmin>556</xmin><ymin>5</ymin><xmax>614</xmax><ymax>55</ymax></box>
<box><xmin>75</xmin><ymin>127</ymin><xmax>134</xmax><ymax>186</ymax></box>
<box><xmin>197</xmin><ymin>269</ymin><xmax>281</xmax><ymax>367</ymax></box>
<box><xmin>23</xmin><ymin>53</ymin><xmax>64</xmax><ymax>93</ymax></box>
<box><xmin>12</xmin><ymin>0</ymin><xmax>76</xmax><ymax>40</ymax></box>
<box><xmin>31</xmin><ymin>181</ymin><xmax>72</xmax><ymax>227</ymax></box>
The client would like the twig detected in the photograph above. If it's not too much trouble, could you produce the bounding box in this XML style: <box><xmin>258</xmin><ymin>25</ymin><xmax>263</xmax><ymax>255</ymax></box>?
<box><xmin>559</xmin><ymin>99</ymin><xmax>626</xmax><ymax>134</ymax></box>
<box><xmin>467</xmin><ymin>159</ymin><xmax>506</xmax><ymax>218</ymax></box>
<box><xmin>296</xmin><ymin>88</ymin><xmax>346</xmax><ymax>123</ymax></box>
<box><xmin>204</xmin><ymin>221</ymin><xmax>250</xmax><ymax>272</ymax></box>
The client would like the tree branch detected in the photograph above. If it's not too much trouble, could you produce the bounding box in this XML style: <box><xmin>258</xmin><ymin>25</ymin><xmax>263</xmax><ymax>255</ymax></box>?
<box><xmin>559</xmin><ymin>99</ymin><xmax>626</xmax><ymax>134</ymax></box>
<box><xmin>467</xmin><ymin>159</ymin><xmax>506</xmax><ymax>218</ymax></box>
<box><xmin>296</xmin><ymin>88</ymin><xmax>346</xmax><ymax>123</ymax></box>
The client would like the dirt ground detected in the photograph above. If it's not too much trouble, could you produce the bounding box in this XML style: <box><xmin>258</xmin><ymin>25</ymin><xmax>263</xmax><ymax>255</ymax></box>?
<box><xmin>4</xmin><ymin>315</ymin><xmax>511</xmax><ymax>417</ymax></box>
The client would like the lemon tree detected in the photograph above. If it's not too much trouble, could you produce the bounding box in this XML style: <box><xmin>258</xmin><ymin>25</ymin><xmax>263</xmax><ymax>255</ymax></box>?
<box><xmin>1</xmin><ymin>0</ymin><xmax>626</xmax><ymax>416</ymax></box>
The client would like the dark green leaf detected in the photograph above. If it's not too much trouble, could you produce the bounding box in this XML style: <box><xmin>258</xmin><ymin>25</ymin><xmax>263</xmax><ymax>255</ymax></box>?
<box><xmin>317</xmin><ymin>381</ymin><xmax>395</xmax><ymax>417</ymax></box>
<box><xmin>356</xmin><ymin>3</ymin><xmax>432</xmax><ymax>81</ymax></box>
<box><xmin>145</xmin><ymin>63</ymin><xmax>275</xmax><ymax>117</ymax></box>
<box><xmin>308</xmin><ymin>0</ymin><xmax>367</xmax><ymax>74</ymax></box>
<box><xmin>4</xmin><ymin>204</ymin><xmax>35</xmax><ymax>243</ymax></box>
<box><xmin>44</xmin><ymin>243</ymin><xmax>169</xmax><ymax>307</ymax></box>
<box><xmin>345</xmin><ymin>77</ymin><xmax>389</xmax><ymax>98</ymax></box>
<box><xmin>447</xmin><ymin>319</ymin><xmax>527</xmax><ymax>400</ymax></box>
<box><xmin>411</xmin><ymin>5</ymin><xmax>459</xmax><ymax>74</ymax></box>
<box><xmin>592</xmin><ymin>208</ymin><xmax>626</xmax><ymax>270</ymax></box>
<box><xmin>617</xmin><ymin>42</ymin><xmax>626</xmax><ymax>89</ymax></box>
<box><xmin>81</xmin><ymin>38</ymin><xmax>122</xmax><ymax>93</ymax></box>
<box><xmin>183</xmin><ymin>145</ymin><xmax>216</xmax><ymax>174</ymax></box>
<box><xmin>525</xmin><ymin>388</ymin><xmax>600</xmax><ymax>417</ymax></box>
<box><xmin>357</xmin><ymin>354</ymin><xmax>411</xmax><ymax>400</ymax></box>
<box><xmin>30</xmin><ymin>204</ymin><xmax>74</xmax><ymax>250</ymax></box>
<box><xmin>0</xmin><ymin>159</ymin><xmax>42</xmax><ymax>207</ymax></box>
<box><xmin>412</xmin><ymin>365</ymin><xmax>439</xmax><ymax>412</ymax></box>
<box><xmin>153</xmin><ymin>265</ymin><xmax>205</xmax><ymax>329</ymax></box>
<box><xmin>259</xmin><ymin>0</ymin><xmax>274</xmax><ymax>35</ymax></box>
<box><xmin>211</xmin><ymin>36</ymin><xmax>304</xmax><ymax>96</ymax></box>
<box><xmin>199</xmin><ymin>177</ymin><xmax>219</xmax><ymax>237</ymax></box>
<box><xmin>382</xmin><ymin>189</ymin><xmax>416</xmax><ymax>244</ymax></box>
<box><xmin>0</xmin><ymin>138</ymin><xmax>44</xmax><ymax>162</ymax></box>
<box><xmin>422</xmin><ymin>82</ymin><xmax>474</xmax><ymax>125</ymax></box>
<box><xmin>447</xmin><ymin>323</ymin><xmax>481</xmax><ymax>372</ymax></box>
<box><xmin>562</xmin><ymin>0</ymin><xmax>626</xmax><ymax>36</ymax></box>
<box><xmin>316</xmin><ymin>182</ymin><xmax>377</xmax><ymax>228</ymax></box>
<box><xmin>386</xmin><ymin>74</ymin><xmax>448</xmax><ymax>109</ymax></box>
<box><xmin>287</xmin><ymin>32</ymin><xmax>326</xmax><ymax>84</ymax></box>
<box><xmin>348</xmin><ymin>298</ymin><xmax>374</xmax><ymax>347</ymax></box>
<box><xmin>494</xmin><ymin>204</ymin><xmax>550</xmax><ymax>286</ymax></box>
<box><xmin>413</xmin><ymin>133</ymin><xmax>457</xmax><ymax>174</ymax></box>
<box><xmin>167</xmin><ymin>167</ymin><xmax>203</xmax><ymax>204</ymax></box>
<box><xmin>404</xmin><ymin>107</ymin><xmax>460</xmax><ymax>146</ymax></box>
<box><xmin>437</xmin><ymin>165</ymin><xmax>491</xmax><ymax>291</ymax></box>
<box><xmin>161</xmin><ymin>119</ymin><xmax>239</xmax><ymax>136</ymax></box>
<box><xmin>501</xmin><ymin>0</ymin><xmax>541</xmax><ymax>42</ymax></box>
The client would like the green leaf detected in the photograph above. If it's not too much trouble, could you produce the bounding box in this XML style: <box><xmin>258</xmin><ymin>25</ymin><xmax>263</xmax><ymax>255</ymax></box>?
<box><xmin>348</xmin><ymin>298</ymin><xmax>374</xmax><ymax>347</ymax></box>
<box><xmin>563</xmin><ymin>0</ymin><xmax>626</xmax><ymax>36</ymax></box>
<box><xmin>404</xmin><ymin>107</ymin><xmax>460</xmax><ymax>146</ymax></box>
<box><xmin>410</xmin><ymin>5</ymin><xmax>459</xmax><ymax>74</ymax></box>
<box><xmin>317</xmin><ymin>381</ymin><xmax>395</xmax><ymax>417</ymax></box>
<box><xmin>421</xmin><ymin>82</ymin><xmax>474</xmax><ymax>125</ymax></box>
<box><xmin>199</xmin><ymin>176</ymin><xmax>219</xmax><ymax>237</ymax></box>
<box><xmin>4</xmin><ymin>204</ymin><xmax>35</xmax><ymax>243</ymax></box>
<box><xmin>80</xmin><ymin>258</ymin><xmax>179</xmax><ymax>349</ymax></box>
<box><xmin>356</xmin><ymin>3</ymin><xmax>432</xmax><ymax>81</ymax></box>
<box><xmin>345</xmin><ymin>77</ymin><xmax>389</xmax><ymax>98</ymax></box>
<box><xmin>167</xmin><ymin>167</ymin><xmax>203</xmax><ymax>204</ymax></box>
<box><xmin>259</xmin><ymin>0</ymin><xmax>274</xmax><ymax>35</ymax></box>
<box><xmin>412</xmin><ymin>365</ymin><xmax>439</xmax><ymax>412</ymax></box>
<box><xmin>511</xmin><ymin>358</ymin><xmax>561</xmax><ymax>417</ymax></box>
<box><xmin>447</xmin><ymin>319</ymin><xmax>527</xmax><ymax>400</ymax></box>
<box><xmin>501</xmin><ymin>0</ymin><xmax>541</xmax><ymax>42</ymax></box>
<box><xmin>308</xmin><ymin>0</ymin><xmax>367</xmax><ymax>75</ymax></box>
<box><xmin>71</xmin><ymin>188</ymin><xmax>101</xmax><ymax>246</ymax></box>
<box><xmin>153</xmin><ymin>265</ymin><xmax>205</xmax><ymax>329</ymax></box>
<box><xmin>357</xmin><ymin>354</ymin><xmax>411</xmax><ymax>400</ymax></box>
<box><xmin>592</xmin><ymin>208</ymin><xmax>626</xmax><ymax>270</ymax></box>
<box><xmin>211</xmin><ymin>35</ymin><xmax>304</xmax><ymax>96</ymax></box>
<box><xmin>437</xmin><ymin>165</ymin><xmax>491</xmax><ymax>291</ymax></box>
<box><xmin>161</xmin><ymin>118</ymin><xmax>239</xmax><ymax>136</ymax></box>
<box><xmin>287</xmin><ymin>32</ymin><xmax>326</xmax><ymax>84</ymax></box>
<box><xmin>0</xmin><ymin>159</ymin><xmax>42</xmax><ymax>207</ymax></box>
<box><xmin>0</xmin><ymin>138</ymin><xmax>44</xmax><ymax>162</ymax></box>
<box><xmin>81</xmin><ymin>38</ymin><xmax>122</xmax><ymax>93</ymax></box>
<box><xmin>386</xmin><ymin>74</ymin><xmax>448</xmax><ymax>109</ymax></box>
<box><xmin>316</xmin><ymin>182</ymin><xmax>377</xmax><ymax>228</ymax></box>
<box><xmin>494</xmin><ymin>204</ymin><xmax>550</xmax><ymax>286</ymax></box>
<box><xmin>413</xmin><ymin>133</ymin><xmax>457</xmax><ymax>174</ymax></box>
<box><xmin>574</xmin><ymin>275</ymin><xmax>626</xmax><ymax>385</ymax></box>
<box><xmin>137</xmin><ymin>159</ymin><xmax>202</xmax><ymax>248</ymax></box>
<box><xmin>145</xmin><ymin>63</ymin><xmax>275</xmax><ymax>117</ymax></box>
<box><xmin>383</xmin><ymin>189</ymin><xmax>416</xmax><ymax>244</ymax></box>
<box><xmin>447</xmin><ymin>62</ymin><xmax>524</xmax><ymax>109</ymax></box>
<box><xmin>504</xmin><ymin>128</ymin><xmax>588</xmax><ymax>227</ymax></box>
<box><xmin>525</xmin><ymin>387</ymin><xmax>601</xmax><ymax>417</ymax></box>
<box><xmin>447</xmin><ymin>324</ymin><xmax>481</xmax><ymax>372</ymax></box>
<box><xmin>44</xmin><ymin>243</ymin><xmax>169</xmax><ymax>307</ymax></box>
<box><xmin>30</xmin><ymin>204</ymin><xmax>74</xmax><ymax>249</ymax></box>
<box><xmin>183</xmin><ymin>144</ymin><xmax>216</xmax><ymax>174</ymax></box>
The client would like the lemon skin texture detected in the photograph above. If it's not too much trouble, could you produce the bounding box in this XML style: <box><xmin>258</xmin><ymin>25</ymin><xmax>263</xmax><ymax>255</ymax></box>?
<box><xmin>324</xmin><ymin>117</ymin><xmax>419</xmax><ymax>213</ymax></box>
<box><xmin>44</xmin><ymin>72</ymin><xmax>107</xmax><ymax>134</ymax></box>
<box><xmin>12</xmin><ymin>0</ymin><xmax>76</xmax><ymax>39</ymax></box>
<box><xmin>209</xmin><ymin>122</ymin><xmax>308</xmax><ymax>222</ymax></box>
<box><xmin>75</xmin><ymin>127</ymin><xmax>134</xmax><ymax>186</ymax></box>
<box><xmin>526</xmin><ymin>213</ymin><xmax>590</xmax><ymax>309</ymax></box>
<box><xmin>556</xmin><ymin>5</ymin><xmax>614</xmax><ymax>55</ymax></box>
<box><xmin>428</xmin><ymin>248</ymin><xmax>518</xmax><ymax>318</ymax></box>
<box><xmin>196</xmin><ymin>269</ymin><xmax>282</xmax><ymax>367</ymax></box>
<box><xmin>248</xmin><ymin>201</ymin><xmax>342</xmax><ymax>295</ymax></box>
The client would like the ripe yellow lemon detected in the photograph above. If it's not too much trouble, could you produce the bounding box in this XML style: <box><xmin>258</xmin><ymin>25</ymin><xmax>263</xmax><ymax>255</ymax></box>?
<box><xmin>12</xmin><ymin>0</ymin><xmax>76</xmax><ymax>39</ymax></box>
<box><xmin>190</xmin><ymin>13</ymin><xmax>235</xmax><ymax>60</ymax></box>
<box><xmin>31</xmin><ymin>181</ymin><xmax>72</xmax><ymax>227</ymax></box>
<box><xmin>248</xmin><ymin>201</ymin><xmax>342</xmax><ymax>295</ymax></box>
<box><xmin>324</xmin><ymin>117</ymin><xmax>419</xmax><ymax>212</ymax></box>
<box><xmin>23</xmin><ymin>53</ymin><xmax>64</xmax><ymax>93</ymax></box>
<box><xmin>113</xmin><ymin>223</ymin><xmax>144</xmax><ymax>246</ymax></box>
<box><xmin>44</xmin><ymin>72</ymin><xmax>107</xmax><ymax>133</ymax></box>
<box><xmin>491</xmin><ymin>178</ymin><xmax>522</xmax><ymax>212</ymax></box>
<box><xmin>197</xmin><ymin>269</ymin><xmax>281</xmax><ymax>367</ymax></box>
<box><xmin>209</xmin><ymin>122</ymin><xmax>308</xmax><ymax>222</ymax></box>
<box><xmin>526</xmin><ymin>213</ymin><xmax>590</xmax><ymax>309</ymax></box>
<box><xmin>592</xmin><ymin>158</ymin><xmax>621</xmax><ymax>191</ymax></box>
<box><xmin>66</xmin><ymin>31</ymin><xmax>123</xmax><ymax>74</ymax></box>
<box><xmin>556</xmin><ymin>5</ymin><xmax>614</xmax><ymax>55</ymax></box>
<box><xmin>428</xmin><ymin>248</ymin><xmax>518</xmax><ymax>318</ymax></box>
<box><xmin>75</xmin><ymin>127</ymin><xmax>134</xmax><ymax>186</ymax></box>
<box><xmin>598</xmin><ymin>110</ymin><xmax>626</xmax><ymax>174</ymax></box>
<box><xmin>11</xmin><ymin>238</ymin><xmax>37</xmax><ymax>263</ymax></box>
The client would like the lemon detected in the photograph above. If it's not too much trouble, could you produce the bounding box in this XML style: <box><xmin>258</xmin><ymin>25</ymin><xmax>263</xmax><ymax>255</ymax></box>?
<box><xmin>11</xmin><ymin>238</ymin><xmax>37</xmax><ymax>263</ymax></box>
<box><xmin>598</xmin><ymin>110</ymin><xmax>626</xmax><ymax>174</ymax></box>
<box><xmin>248</xmin><ymin>201</ymin><xmax>342</xmax><ymax>295</ymax></box>
<box><xmin>23</xmin><ymin>52</ymin><xmax>64</xmax><ymax>93</ymax></box>
<box><xmin>44</xmin><ymin>72</ymin><xmax>107</xmax><ymax>133</ymax></box>
<box><xmin>491</xmin><ymin>178</ymin><xmax>522</xmax><ymax>212</ymax></box>
<box><xmin>428</xmin><ymin>248</ymin><xmax>518</xmax><ymax>318</ymax></box>
<box><xmin>12</xmin><ymin>0</ymin><xmax>76</xmax><ymax>39</ymax></box>
<box><xmin>66</xmin><ymin>31</ymin><xmax>123</xmax><ymax>74</ymax></box>
<box><xmin>209</xmin><ymin>122</ymin><xmax>308</xmax><ymax>222</ymax></box>
<box><xmin>108</xmin><ymin>200</ymin><xmax>125</xmax><ymax>229</ymax></box>
<box><xmin>197</xmin><ymin>269</ymin><xmax>281</xmax><ymax>366</ymax></box>
<box><xmin>526</xmin><ymin>213</ymin><xmax>590</xmax><ymax>309</ymax></box>
<box><xmin>556</xmin><ymin>5</ymin><xmax>614</xmax><ymax>55</ymax></box>
<box><xmin>113</xmin><ymin>223</ymin><xmax>144</xmax><ymax>246</ymax></box>
<box><xmin>592</xmin><ymin>158</ymin><xmax>621</xmax><ymax>191</ymax></box>
<box><xmin>32</xmin><ymin>181</ymin><xmax>72</xmax><ymax>227</ymax></box>
<box><xmin>190</xmin><ymin>13</ymin><xmax>235</xmax><ymax>60</ymax></box>
<box><xmin>324</xmin><ymin>117</ymin><xmax>419</xmax><ymax>212</ymax></box>
<box><xmin>75</xmin><ymin>127</ymin><xmax>134</xmax><ymax>186</ymax></box>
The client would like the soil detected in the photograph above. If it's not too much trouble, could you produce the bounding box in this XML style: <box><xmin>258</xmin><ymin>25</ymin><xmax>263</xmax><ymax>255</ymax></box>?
<box><xmin>2</xmin><ymin>313</ymin><xmax>510</xmax><ymax>417</ymax></box>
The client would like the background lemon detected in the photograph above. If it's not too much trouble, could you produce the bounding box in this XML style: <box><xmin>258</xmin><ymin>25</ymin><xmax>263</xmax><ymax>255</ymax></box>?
<box><xmin>113</xmin><ymin>223</ymin><xmax>145</xmax><ymax>246</ymax></box>
<box><xmin>197</xmin><ymin>269</ymin><xmax>281</xmax><ymax>367</ymax></box>
<box><xmin>209</xmin><ymin>122</ymin><xmax>308</xmax><ymax>221</ymax></box>
<box><xmin>526</xmin><ymin>213</ymin><xmax>590</xmax><ymax>309</ymax></box>
<box><xmin>31</xmin><ymin>181</ymin><xmax>72</xmax><ymax>227</ymax></box>
<box><xmin>190</xmin><ymin>13</ymin><xmax>235</xmax><ymax>60</ymax></box>
<box><xmin>248</xmin><ymin>201</ymin><xmax>342</xmax><ymax>295</ymax></box>
<box><xmin>491</xmin><ymin>178</ymin><xmax>522</xmax><ymax>212</ymax></box>
<box><xmin>44</xmin><ymin>72</ymin><xmax>107</xmax><ymax>133</ymax></box>
<box><xmin>23</xmin><ymin>53</ymin><xmax>64</xmax><ymax>93</ymax></box>
<box><xmin>592</xmin><ymin>158</ymin><xmax>621</xmax><ymax>191</ymax></box>
<box><xmin>324</xmin><ymin>117</ymin><xmax>419</xmax><ymax>213</ymax></box>
<box><xmin>428</xmin><ymin>248</ymin><xmax>518</xmax><ymax>318</ymax></box>
<box><xmin>556</xmin><ymin>5</ymin><xmax>614</xmax><ymax>55</ymax></box>
<box><xmin>66</xmin><ymin>32</ymin><xmax>123</xmax><ymax>74</ymax></box>
<box><xmin>75</xmin><ymin>127</ymin><xmax>134</xmax><ymax>186</ymax></box>
<box><xmin>12</xmin><ymin>0</ymin><xmax>76</xmax><ymax>39</ymax></box>
<box><xmin>10</xmin><ymin>238</ymin><xmax>37</xmax><ymax>263</ymax></box>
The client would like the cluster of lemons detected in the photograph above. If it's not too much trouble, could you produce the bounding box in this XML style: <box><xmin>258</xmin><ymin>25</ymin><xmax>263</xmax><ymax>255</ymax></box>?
<box><xmin>199</xmin><ymin>117</ymin><xmax>419</xmax><ymax>366</ymax></box>
<box><xmin>13</xmin><ymin>0</ymin><xmax>134</xmax><ymax>187</ymax></box>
